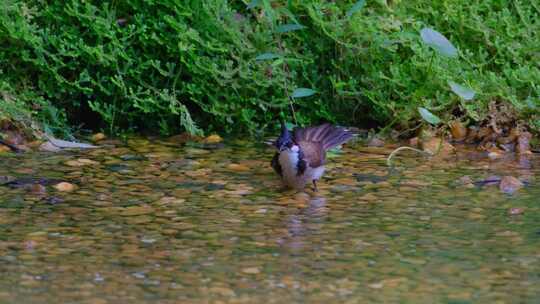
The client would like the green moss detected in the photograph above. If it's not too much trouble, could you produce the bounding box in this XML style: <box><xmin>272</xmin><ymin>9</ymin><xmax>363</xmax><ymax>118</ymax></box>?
<box><xmin>0</xmin><ymin>0</ymin><xmax>538</xmax><ymax>136</ymax></box>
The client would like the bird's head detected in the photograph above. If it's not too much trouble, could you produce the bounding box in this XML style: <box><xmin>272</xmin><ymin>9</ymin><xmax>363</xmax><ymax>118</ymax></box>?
<box><xmin>275</xmin><ymin>121</ymin><xmax>293</xmax><ymax>152</ymax></box>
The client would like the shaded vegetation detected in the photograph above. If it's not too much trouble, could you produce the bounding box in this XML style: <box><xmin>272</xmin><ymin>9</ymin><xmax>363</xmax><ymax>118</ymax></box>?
<box><xmin>1</xmin><ymin>0</ymin><xmax>538</xmax><ymax>137</ymax></box>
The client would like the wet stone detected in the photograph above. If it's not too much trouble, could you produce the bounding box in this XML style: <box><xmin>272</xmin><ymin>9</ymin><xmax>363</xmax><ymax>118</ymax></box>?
<box><xmin>499</xmin><ymin>176</ymin><xmax>523</xmax><ymax>194</ymax></box>
<box><xmin>91</xmin><ymin>133</ymin><xmax>106</xmax><ymax>142</ymax></box>
<box><xmin>53</xmin><ymin>182</ymin><xmax>77</xmax><ymax>192</ymax></box>
<box><xmin>120</xmin><ymin>154</ymin><xmax>148</xmax><ymax>161</ymax></box>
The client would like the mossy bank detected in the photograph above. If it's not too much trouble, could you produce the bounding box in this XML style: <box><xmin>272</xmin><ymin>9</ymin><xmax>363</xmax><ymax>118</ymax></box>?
<box><xmin>1</xmin><ymin>1</ymin><xmax>538</xmax><ymax>138</ymax></box>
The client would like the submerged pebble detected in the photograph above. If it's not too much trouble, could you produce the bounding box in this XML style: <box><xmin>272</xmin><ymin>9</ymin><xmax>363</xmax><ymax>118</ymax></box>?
<box><xmin>53</xmin><ymin>182</ymin><xmax>77</xmax><ymax>192</ymax></box>
<box><xmin>499</xmin><ymin>176</ymin><xmax>523</xmax><ymax>194</ymax></box>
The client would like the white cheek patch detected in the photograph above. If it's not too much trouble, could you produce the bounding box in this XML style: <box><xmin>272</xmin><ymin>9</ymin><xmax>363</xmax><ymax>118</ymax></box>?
<box><xmin>291</xmin><ymin>145</ymin><xmax>299</xmax><ymax>152</ymax></box>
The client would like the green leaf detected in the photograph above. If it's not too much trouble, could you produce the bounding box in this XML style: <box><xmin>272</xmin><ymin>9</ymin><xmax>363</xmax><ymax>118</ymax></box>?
<box><xmin>276</xmin><ymin>23</ymin><xmax>306</xmax><ymax>33</ymax></box>
<box><xmin>271</xmin><ymin>58</ymin><xmax>284</xmax><ymax>66</ymax></box>
<box><xmin>246</xmin><ymin>0</ymin><xmax>260</xmax><ymax>9</ymax></box>
<box><xmin>291</xmin><ymin>88</ymin><xmax>316</xmax><ymax>98</ymax></box>
<box><xmin>255</xmin><ymin>53</ymin><xmax>280</xmax><ymax>61</ymax></box>
<box><xmin>346</xmin><ymin>0</ymin><xmax>366</xmax><ymax>17</ymax></box>
<box><xmin>420</xmin><ymin>28</ymin><xmax>458</xmax><ymax>57</ymax></box>
<box><xmin>418</xmin><ymin>107</ymin><xmax>441</xmax><ymax>125</ymax></box>
<box><xmin>448</xmin><ymin>81</ymin><xmax>475</xmax><ymax>100</ymax></box>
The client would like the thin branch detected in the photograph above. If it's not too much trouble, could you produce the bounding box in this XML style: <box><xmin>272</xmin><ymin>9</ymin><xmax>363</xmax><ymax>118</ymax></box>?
<box><xmin>278</xmin><ymin>41</ymin><xmax>297</xmax><ymax>125</ymax></box>
<box><xmin>386</xmin><ymin>146</ymin><xmax>431</xmax><ymax>167</ymax></box>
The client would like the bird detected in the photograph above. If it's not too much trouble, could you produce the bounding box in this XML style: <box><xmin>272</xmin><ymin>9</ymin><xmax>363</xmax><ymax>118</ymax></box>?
<box><xmin>271</xmin><ymin>121</ymin><xmax>354</xmax><ymax>191</ymax></box>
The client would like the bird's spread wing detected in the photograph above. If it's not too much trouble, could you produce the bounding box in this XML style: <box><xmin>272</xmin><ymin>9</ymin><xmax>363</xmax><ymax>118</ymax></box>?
<box><xmin>296</xmin><ymin>140</ymin><xmax>325</xmax><ymax>168</ymax></box>
<box><xmin>294</xmin><ymin>125</ymin><xmax>329</xmax><ymax>168</ymax></box>
<box><xmin>294</xmin><ymin>123</ymin><xmax>353</xmax><ymax>151</ymax></box>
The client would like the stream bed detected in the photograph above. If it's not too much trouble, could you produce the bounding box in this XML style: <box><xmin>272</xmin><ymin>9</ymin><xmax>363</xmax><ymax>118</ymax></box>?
<box><xmin>0</xmin><ymin>138</ymin><xmax>539</xmax><ymax>303</ymax></box>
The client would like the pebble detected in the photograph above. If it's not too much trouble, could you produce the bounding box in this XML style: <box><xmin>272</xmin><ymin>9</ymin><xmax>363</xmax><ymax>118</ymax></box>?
<box><xmin>53</xmin><ymin>182</ymin><xmax>77</xmax><ymax>192</ymax></box>
<box><xmin>39</xmin><ymin>141</ymin><xmax>62</xmax><ymax>152</ymax></box>
<box><xmin>91</xmin><ymin>133</ymin><xmax>106</xmax><ymax>142</ymax></box>
<box><xmin>499</xmin><ymin>176</ymin><xmax>523</xmax><ymax>194</ymax></box>
<box><xmin>66</xmin><ymin>158</ymin><xmax>99</xmax><ymax>167</ymax></box>
<box><xmin>421</xmin><ymin>137</ymin><xmax>455</xmax><ymax>156</ymax></box>
<box><xmin>488</xmin><ymin>151</ymin><xmax>502</xmax><ymax>160</ymax></box>
<box><xmin>241</xmin><ymin>267</ymin><xmax>261</xmax><ymax>274</ymax></box>
<box><xmin>357</xmin><ymin>193</ymin><xmax>378</xmax><ymax>202</ymax></box>
<box><xmin>208</xmin><ymin>286</ymin><xmax>236</xmax><ymax>297</ymax></box>
<box><xmin>227</xmin><ymin>164</ymin><xmax>250</xmax><ymax>172</ymax></box>
<box><xmin>29</xmin><ymin>184</ymin><xmax>47</xmax><ymax>195</ymax></box>
<box><xmin>368</xmin><ymin>282</ymin><xmax>384</xmax><ymax>289</ymax></box>
<box><xmin>367</xmin><ymin>137</ymin><xmax>385</xmax><ymax>147</ymax></box>
<box><xmin>203</xmin><ymin>134</ymin><xmax>223</xmax><ymax>144</ymax></box>
<box><xmin>508</xmin><ymin>207</ymin><xmax>524</xmax><ymax>215</ymax></box>
<box><xmin>0</xmin><ymin>145</ymin><xmax>11</xmax><ymax>153</ymax></box>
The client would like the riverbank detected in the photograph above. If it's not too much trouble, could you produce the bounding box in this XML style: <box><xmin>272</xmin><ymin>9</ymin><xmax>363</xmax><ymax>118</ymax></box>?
<box><xmin>1</xmin><ymin>1</ymin><xmax>538</xmax><ymax>138</ymax></box>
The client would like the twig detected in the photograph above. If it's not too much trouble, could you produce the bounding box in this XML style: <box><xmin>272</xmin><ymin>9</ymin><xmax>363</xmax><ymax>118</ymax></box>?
<box><xmin>278</xmin><ymin>41</ymin><xmax>297</xmax><ymax>126</ymax></box>
<box><xmin>386</xmin><ymin>146</ymin><xmax>431</xmax><ymax>167</ymax></box>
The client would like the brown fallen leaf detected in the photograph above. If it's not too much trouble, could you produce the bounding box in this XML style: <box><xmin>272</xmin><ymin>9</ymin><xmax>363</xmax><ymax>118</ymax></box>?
<box><xmin>450</xmin><ymin>121</ymin><xmax>467</xmax><ymax>141</ymax></box>
<box><xmin>465</xmin><ymin>127</ymin><xmax>479</xmax><ymax>144</ymax></box>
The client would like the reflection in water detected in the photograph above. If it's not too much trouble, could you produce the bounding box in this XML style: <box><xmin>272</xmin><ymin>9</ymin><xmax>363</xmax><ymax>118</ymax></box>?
<box><xmin>0</xmin><ymin>139</ymin><xmax>538</xmax><ymax>303</ymax></box>
<box><xmin>278</xmin><ymin>196</ymin><xmax>328</xmax><ymax>251</ymax></box>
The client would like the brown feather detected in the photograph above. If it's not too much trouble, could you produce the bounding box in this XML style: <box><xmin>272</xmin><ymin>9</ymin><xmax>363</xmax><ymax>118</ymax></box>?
<box><xmin>293</xmin><ymin>123</ymin><xmax>353</xmax><ymax>168</ymax></box>
<box><xmin>296</xmin><ymin>140</ymin><xmax>325</xmax><ymax>168</ymax></box>
<box><xmin>293</xmin><ymin>124</ymin><xmax>353</xmax><ymax>151</ymax></box>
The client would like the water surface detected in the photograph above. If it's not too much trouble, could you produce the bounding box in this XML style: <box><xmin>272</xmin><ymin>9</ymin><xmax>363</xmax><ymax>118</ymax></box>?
<box><xmin>0</xmin><ymin>138</ymin><xmax>539</xmax><ymax>303</ymax></box>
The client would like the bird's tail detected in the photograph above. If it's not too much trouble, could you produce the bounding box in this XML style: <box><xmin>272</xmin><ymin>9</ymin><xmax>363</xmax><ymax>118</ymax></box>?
<box><xmin>293</xmin><ymin>123</ymin><xmax>354</xmax><ymax>151</ymax></box>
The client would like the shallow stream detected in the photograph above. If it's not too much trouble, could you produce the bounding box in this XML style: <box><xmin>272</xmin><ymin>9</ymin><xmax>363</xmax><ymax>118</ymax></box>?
<box><xmin>0</xmin><ymin>138</ymin><xmax>539</xmax><ymax>303</ymax></box>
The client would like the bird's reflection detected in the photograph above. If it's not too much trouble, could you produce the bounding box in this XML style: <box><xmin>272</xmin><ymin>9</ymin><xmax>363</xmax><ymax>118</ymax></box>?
<box><xmin>277</xmin><ymin>195</ymin><xmax>328</xmax><ymax>252</ymax></box>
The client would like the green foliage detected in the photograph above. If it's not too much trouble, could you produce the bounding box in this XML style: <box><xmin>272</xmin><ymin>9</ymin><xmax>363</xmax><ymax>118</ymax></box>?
<box><xmin>0</xmin><ymin>81</ymin><xmax>70</xmax><ymax>137</ymax></box>
<box><xmin>0</xmin><ymin>0</ymin><xmax>538</xmax><ymax>136</ymax></box>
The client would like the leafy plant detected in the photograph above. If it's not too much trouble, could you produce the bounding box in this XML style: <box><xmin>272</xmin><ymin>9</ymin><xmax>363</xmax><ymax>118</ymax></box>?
<box><xmin>0</xmin><ymin>0</ymin><xmax>538</xmax><ymax>137</ymax></box>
